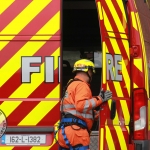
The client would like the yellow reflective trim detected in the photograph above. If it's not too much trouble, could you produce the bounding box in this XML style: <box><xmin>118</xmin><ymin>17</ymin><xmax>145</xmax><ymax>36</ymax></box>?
<box><xmin>106</xmin><ymin>126</ymin><xmax>115</xmax><ymax>149</ymax></box>
<box><xmin>122</xmin><ymin>59</ymin><xmax>130</xmax><ymax>96</ymax></box>
<box><xmin>105</xmin><ymin>0</ymin><xmax>126</xmax><ymax>34</ymax></box>
<box><xmin>18</xmin><ymin>101</ymin><xmax>59</xmax><ymax>125</ymax></box>
<box><xmin>120</xmin><ymin>100</ymin><xmax>130</xmax><ymax>125</ymax></box>
<box><xmin>0</xmin><ymin>13</ymin><xmax>60</xmax><ymax>87</ymax></box>
<box><xmin>114</xmin><ymin>81</ymin><xmax>123</xmax><ymax>97</ymax></box>
<box><xmin>131</xmin><ymin>12</ymin><xmax>138</xmax><ymax>30</ymax></box>
<box><xmin>97</xmin><ymin>2</ymin><xmax>103</xmax><ymax>20</ymax></box>
<box><xmin>46</xmin><ymin>84</ymin><xmax>60</xmax><ymax>98</ymax></box>
<box><xmin>114</xmin><ymin>126</ymin><xmax>127</xmax><ymax>150</ymax></box>
<box><xmin>134</xmin><ymin>58</ymin><xmax>142</xmax><ymax>72</ymax></box>
<box><xmin>0</xmin><ymin>101</ymin><xmax>22</xmax><ymax>117</ymax></box>
<box><xmin>9</xmin><ymin>48</ymin><xmax>60</xmax><ymax>98</ymax></box>
<box><xmin>136</xmin><ymin>13</ymin><xmax>149</xmax><ymax>97</ymax></box>
<box><xmin>100</xmin><ymin>128</ymin><xmax>104</xmax><ymax>150</ymax></box>
<box><xmin>0</xmin><ymin>0</ymin><xmax>52</xmax><ymax>51</ymax></box>
<box><xmin>0</xmin><ymin>0</ymin><xmax>15</xmax><ymax>14</ymax></box>
<box><xmin>102</xmin><ymin>42</ymin><xmax>106</xmax><ymax>84</ymax></box>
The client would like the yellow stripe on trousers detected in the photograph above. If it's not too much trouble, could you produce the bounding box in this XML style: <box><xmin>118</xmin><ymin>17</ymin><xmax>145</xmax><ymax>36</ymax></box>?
<box><xmin>0</xmin><ymin>0</ymin><xmax>15</xmax><ymax>14</ymax></box>
<box><xmin>0</xmin><ymin>0</ymin><xmax>52</xmax><ymax>51</ymax></box>
<box><xmin>0</xmin><ymin>12</ymin><xmax>60</xmax><ymax>87</ymax></box>
<box><xmin>9</xmin><ymin>47</ymin><xmax>60</xmax><ymax>98</ymax></box>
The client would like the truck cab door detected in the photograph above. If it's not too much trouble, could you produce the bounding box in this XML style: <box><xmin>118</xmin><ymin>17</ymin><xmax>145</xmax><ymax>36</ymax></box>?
<box><xmin>96</xmin><ymin>0</ymin><xmax>131</xmax><ymax>149</ymax></box>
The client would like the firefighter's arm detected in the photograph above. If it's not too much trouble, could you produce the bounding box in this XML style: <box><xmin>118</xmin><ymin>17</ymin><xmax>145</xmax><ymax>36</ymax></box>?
<box><xmin>74</xmin><ymin>83</ymin><xmax>102</xmax><ymax>112</ymax></box>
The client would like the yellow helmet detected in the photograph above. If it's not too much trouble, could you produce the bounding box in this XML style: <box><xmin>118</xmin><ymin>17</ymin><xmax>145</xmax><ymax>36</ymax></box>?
<box><xmin>73</xmin><ymin>59</ymin><xmax>95</xmax><ymax>73</ymax></box>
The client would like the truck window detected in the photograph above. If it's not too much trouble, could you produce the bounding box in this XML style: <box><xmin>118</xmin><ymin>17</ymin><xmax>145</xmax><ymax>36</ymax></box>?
<box><xmin>62</xmin><ymin>0</ymin><xmax>101</xmax><ymax>131</ymax></box>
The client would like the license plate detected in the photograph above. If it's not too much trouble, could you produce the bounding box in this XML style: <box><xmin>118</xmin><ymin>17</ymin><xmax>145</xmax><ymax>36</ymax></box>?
<box><xmin>1</xmin><ymin>134</ymin><xmax>46</xmax><ymax>145</ymax></box>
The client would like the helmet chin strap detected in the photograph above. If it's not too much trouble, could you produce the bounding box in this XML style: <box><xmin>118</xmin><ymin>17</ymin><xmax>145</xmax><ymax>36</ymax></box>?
<box><xmin>86</xmin><ymin>72</ymin><xmax>92</xmax><ymax>83</ymax></box>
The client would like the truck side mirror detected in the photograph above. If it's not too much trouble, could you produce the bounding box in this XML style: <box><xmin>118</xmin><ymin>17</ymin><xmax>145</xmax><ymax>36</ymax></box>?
<box><xmin>110</xmin><ymin>100</ymin><xmax>116</xmax><ymax>120</ymax></box>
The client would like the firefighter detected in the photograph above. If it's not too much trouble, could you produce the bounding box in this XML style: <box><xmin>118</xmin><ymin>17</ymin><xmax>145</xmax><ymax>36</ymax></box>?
<box><xmin>58</xmin><ymin>59</ymin><xmax>112</xmax><ymax>150</ymax></box>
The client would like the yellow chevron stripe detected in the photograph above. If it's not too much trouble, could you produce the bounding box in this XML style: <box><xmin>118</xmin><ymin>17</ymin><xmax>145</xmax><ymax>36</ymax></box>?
<box><xmin>122</xmin><ymin>59</ymin><xmax>130</xmax><ymax>96</ymax></box>
<box><xmin>97</xmin><ymin>2</ymin><xmax>103</xmax><ymax>20</ymax></box>
<box><xmin>116</xmin><ymin>0</ymin><xmax>127</xmax><ymax>22</ymax></box>
<box><xmin>0</xmin><ymin>147</ymin><xmax>14</xmax><ymax>150</ymax></box>
<box><xmin>0</xmin><ymin>0</ymin><xmax>52</xmax><ymax>51</ymax></box>
<box><xmin>102</xmin><ymin>42</ymin><xmax>106</xmax><ymax>84</ymax></box>
<box><xmin>46</xmin><ymin>84</ymin><xmax>60</xmax><ymax>98</ymax></box>
<box><xmin>136</xmin><ymin>13</ymin><xmax>149</xmax><ymax>97</ymax></box>
<box><xmin>0</xmin><ymin>101</ymin><xmax>22</xmax><ymax>117</ymax></box>
<box><xmin>114</xmin><ymin>126</ymin><xmax>127</xmax><ymax>150</ymax></box>
<box><xmin>120</xmin><ymin>100</ymin><xmax>130</xmax><ymax>125</ymax></box>
<box><xmin>134</xmin><ymin>58</ymin><xmax>142</xmax><ymax>72</ymax></box>
<box><xmin>103</xmin><ymin>7</ymin><xmax>130</xmax><ymax>59</ymax></box>
<box><xmin>148</xmin><ymin>100</ymin><xmax>150</xmax><ymax>131</ymax></box>
<box><xmin>107</xmin><ymin>83</ymin><xmax>120</xmax><ymax>125</ymax></box>
<box><xmin>30</xmin><ymin>120</ymin><xmax>59</xmax><ymax>150</ymax></box>
<box><xmin>0</xmin><ymin>12</ymin><xmax>60</xmax><ymax>87</ymax></box>
<box><xmin>106</xmin><ymin>126</ymin><xmax>115</xmax><ymax>149</ymax></box>
<box><xmin>134</xmin><ymin>83</ymin><xmax>138</xmax><ymax>88</ymax></box>
<box><xmin>18</xmin><ymin>101</ymin><xmax>59</xmax><ymax>125</ymax></box>
<box><xmin>105</xmin><ymin>0</ymin><xmax>126</xmax><ymax>33</ymax></box>
<box><xmin>0</xmin><ymin>0</ymin><xmax>15</xmax><ymax>14</ymax></box>
<box><xmin>100</xmin><ymin>128</ymin><xmax>104</xmax><ymax>150</ymax></box>
<box><xmin>103</xmin><ymin>9</ymin><xmax>121</xmax><ymax>54</ymax></box>
<box><xmin>126</xmin><ymin>126</ymin><xmax>129</xmax><ymax>134</ymax></box>
<box><xmin>131</xmin><ymin>12</ymin><xmax>138</xmax><ymax>30</ymax></box>
<box><xmin>114</xmin><ymin>81</ymin><xmax>123</xmax><ymax>97</ymax></box>
<box><xmin>9</xmin><ymin>48</ymin><xmax>60</xmax><ymax>98</ymax></box>
<box><xmin>104</xmin><ymin>9</ymin><xmax>130</xmax><ymax>97</ymax></box>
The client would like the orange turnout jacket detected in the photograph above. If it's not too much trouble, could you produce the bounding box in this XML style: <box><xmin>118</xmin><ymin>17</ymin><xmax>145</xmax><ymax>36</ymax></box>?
<box><xmin>58</xmin><ymin>75</ymin><xmax>103</xmax><ymax>148</ymax></box>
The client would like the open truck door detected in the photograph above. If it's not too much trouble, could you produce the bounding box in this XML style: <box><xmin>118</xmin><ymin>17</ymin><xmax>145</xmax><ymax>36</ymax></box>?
<box><xmin>96</xmin><ymin>0</ymin><xmax>131</xmax><ymax>149</ymax></box>
<box><xmin>96</xmin><ymin>0</ymin><xmax>150</xmax><ymax>149</ymax></box>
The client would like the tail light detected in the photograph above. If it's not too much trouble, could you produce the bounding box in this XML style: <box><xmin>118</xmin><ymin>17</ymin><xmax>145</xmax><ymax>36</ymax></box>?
<box><xmin>133</xmin><ymin>88</ymin><xmax>148</xmax><ymax>140</ymax></box>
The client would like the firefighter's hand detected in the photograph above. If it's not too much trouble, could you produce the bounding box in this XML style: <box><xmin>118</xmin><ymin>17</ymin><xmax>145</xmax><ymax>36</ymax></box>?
<box><xmin>98</xmin><ymin>89</ymin><xmax>112</xmax><ymax>102</ymax></box>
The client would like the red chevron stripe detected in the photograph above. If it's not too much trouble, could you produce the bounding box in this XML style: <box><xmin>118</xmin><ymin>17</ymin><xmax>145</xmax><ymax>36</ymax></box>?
<box><xmin>28</xmin><ymin>69</ymin><xmax>59</xmax><ymax>98</ymax></box>
<box><xmin>12</xmin><ymin>146</ymin><xmax>32</xmax><ymax>150</ymax></box>
<box><xmin>0</xmin><ymin>0</ymin><xmax>32</xmax><ymax>31</ymax></box>
<box><xmin>132</xmin><ymin>64</ymin><xmax>144</xmax><ymax>87</ymax></box>
<box><xmin>50</xmin><ymin>143</ymin><xmax>59</xmax><ymax>150</ymax></box>
<box><xmin>0</xmin><ymin>35</ymin><xmax>60</xmax><ymax>98</ymax></box>
<box><xmin>37</xmin><ymin>102</ymin><xmax>60</xmax><ymax>126</ymax></box>
<box><xmin>0</xmin><ymin>0</ymin><xmax>60</xmax><ymax>67</ymax></box>
<box><xmin>108</xmin><ymin>125</ymin><xmax>121</xmax><ymax>150</ymax></box>
<box><xmin>7</xmin><ymin>101</ymin><xmax>40</xmax><ymax>126</ymax></box>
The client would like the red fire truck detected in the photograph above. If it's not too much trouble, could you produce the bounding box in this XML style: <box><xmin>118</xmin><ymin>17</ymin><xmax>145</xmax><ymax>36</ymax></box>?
<box><xmin>0</xmin><ymin>0</ymin><xmax>150</xmax><ymax>149</ymax></box>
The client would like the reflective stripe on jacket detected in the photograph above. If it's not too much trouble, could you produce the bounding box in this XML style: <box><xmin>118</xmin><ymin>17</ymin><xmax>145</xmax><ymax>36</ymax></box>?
<box><xmin>61</xmin><ymin>75</ymin><xmax>102</xmax><ymax>130</ymax></box>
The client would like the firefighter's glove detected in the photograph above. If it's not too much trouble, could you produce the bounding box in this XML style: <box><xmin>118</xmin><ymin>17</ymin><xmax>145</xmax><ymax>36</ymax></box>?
<box><xmin>99</xmin><ymin>89</ymin><xmax>112</xmax><ymax>103</ymax></box>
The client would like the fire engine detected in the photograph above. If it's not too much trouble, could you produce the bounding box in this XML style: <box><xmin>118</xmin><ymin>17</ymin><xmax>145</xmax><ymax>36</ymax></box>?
<box><xmin>0</xmin><ymin>0</ymin><xmax>150</xmax><ymax>149</ymax></box>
